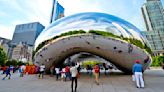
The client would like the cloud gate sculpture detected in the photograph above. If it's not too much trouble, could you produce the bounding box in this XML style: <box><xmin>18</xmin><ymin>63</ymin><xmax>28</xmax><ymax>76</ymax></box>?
<box><xmin>34</xmin><ymin>12</ymin><xmax>152</xmax><ymax>73</ymax></box>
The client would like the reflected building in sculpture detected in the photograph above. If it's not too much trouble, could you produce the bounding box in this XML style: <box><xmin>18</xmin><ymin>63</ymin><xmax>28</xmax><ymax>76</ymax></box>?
<box><xmin>34</xmin><ymin>12</ymin><xmax>152</xmax><ymax>73</ymax></box>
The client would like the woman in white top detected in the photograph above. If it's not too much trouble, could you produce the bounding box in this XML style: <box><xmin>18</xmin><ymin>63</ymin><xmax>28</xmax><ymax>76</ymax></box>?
<box><xmin>38</xmin><ymin>64</ymin><xmax>45</xmax><ymax>79</ymax></box>
<box><xmin>55</xmin><ymin>67</ymin><xmax>60</xmax><ymax>81</ymax></box>
<box><xmin>70</xmin><ymin>62</ymin><xmax>79</xmax><ymax>92</ymax></box>
<box><xmin>61</xmin><ymin>67</ymin><xmax>66</xmax><ymax>81</ymax></box>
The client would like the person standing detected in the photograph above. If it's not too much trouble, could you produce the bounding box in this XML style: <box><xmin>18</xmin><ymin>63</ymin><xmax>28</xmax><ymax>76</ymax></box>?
<box><xmin>55</xmin><ymin>67</ymin><xmax>60</xmax><ymax>81</ymax></box>
<box><xmin>65</xmin><ymin>65</ymin><xmax>71</xmax><ymax>81</ymax></box>
<box><xmin>2</xmin><ymin>66</ymin><xmax>11</xmax><ymax>80</ymax></box>
<box><xmin>18</xmin><ymin>65</ymin><xmax>24</xmax><ymax>77</ymax></box>
<box><xmin>94</xmin><ymin>64</ymin><xmax>100</xmax><ymax>85</ymax></box>
<box><xmin>38</xmin><ymin>64</ymin><xmax>45</xmax><ymax>79</ymax></box>
<box><xmin>70</xmin><ymin>62</ymin><xmax>79</xmax><ymax>92</ymax></box>
<box><xmin>61</xmin><ymin>67</ymin><xmax>66</xmax><ymax>81</ymax></box>
<box><xmin>132</xmin><ymin>60</ymin><xmax>144</xmax><ymax>88</ymax></box>
<box><xmin>24</xmin><ymin>64</ymin><xmax>29</xmax><ymax>75</ymax></box>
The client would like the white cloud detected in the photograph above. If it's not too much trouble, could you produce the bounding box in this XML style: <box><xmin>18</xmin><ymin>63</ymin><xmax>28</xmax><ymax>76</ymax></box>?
<box><xmin>23</xmin><ymin>0</ymin><xmax>52</xmax><ymax>26</ymax></box>
<box><xmin>58</xmin><ymin>0</ymin><xmax>103</xmax><ymax>16</ymax></box>
<box><xmin>0</xmin><ymin>25</ymin><xmax>14</xmax><ymax>40</ymax></box>
<box><xmin>0</xmin><ymin>0</ymin><xmax>53</xmax><ymax>39</ymax></box>
<box><xmin>0</xmin><ymin>12</ymin><xmax>7</xmax><ymax>16</ymax></box>
<box><xmin>0</xmin><ymin>0</ymin><xmax>23</xmax><ymax>12</ymax></box>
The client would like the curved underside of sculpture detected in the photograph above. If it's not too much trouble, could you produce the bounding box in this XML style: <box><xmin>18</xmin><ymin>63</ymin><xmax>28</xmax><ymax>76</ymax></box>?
<box><xmin>34</xmin><ymin>34</ymin><xmax>151</xmax><ymax>73</ymax></box>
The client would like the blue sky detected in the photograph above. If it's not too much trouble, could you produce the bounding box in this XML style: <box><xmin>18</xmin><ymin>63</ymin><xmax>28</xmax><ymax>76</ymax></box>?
<box><xmin>0</xmin><ymin>0</ymin><xmax>164</xmax><ymax>39</ymax></box>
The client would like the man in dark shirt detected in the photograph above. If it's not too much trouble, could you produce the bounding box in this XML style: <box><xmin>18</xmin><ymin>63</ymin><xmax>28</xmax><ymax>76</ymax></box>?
<box><xmin>2</xmin><ymin>66</ymin><xmax>11</xmax><ymax>80</ymax></box>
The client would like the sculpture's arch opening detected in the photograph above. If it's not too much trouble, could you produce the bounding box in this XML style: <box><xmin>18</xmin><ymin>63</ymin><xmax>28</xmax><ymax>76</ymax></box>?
<box><xmin>53</xmin><ymin>52</ymin><xmax>117</xmax><ymax>71</ymax></box>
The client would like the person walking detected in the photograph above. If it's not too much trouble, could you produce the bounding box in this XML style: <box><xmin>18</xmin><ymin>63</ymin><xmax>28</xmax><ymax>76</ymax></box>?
<box><xmin>132</xmin><ymin>60</ymin><xmax>144</xmax><ymax>88</ymax></box>
<box><xmin>38</xmin><ymin>64</ymin><xmax>45</xmax><ymax>79</ymax></box>
<box><xmin>2</xmin><ymin>66</ymin><xmax>11</xmax><ymax>80</ymax></box>
<box><xmin>93</xmin><ymin>64</ymin><xmax>100</xmax><ymax>85</ymax></box>
<box><xmin>70</xmin><ymin>62</ymin><xmax>79</xmax><ymax>92</ymax></box>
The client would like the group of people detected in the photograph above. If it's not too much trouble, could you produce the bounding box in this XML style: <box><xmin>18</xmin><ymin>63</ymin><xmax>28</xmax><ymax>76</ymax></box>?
<box><xmin>49</xmin><ymin>62</ymin><xmax>80</xmax><ymax>92</ymax></box>
<box><xmin>47</xmin><ymin>62</ymin><xmax>101</xmax><ymax>92</ymax></box>
<box><xmin>69</xmin><ymin>62</ymin><xmax>101</xmax><ymax>92</ymax></box>
<box><xmin>0</xmin><ymin>64</ymin><xmax>44</xmax><ymax>80</ymax></box>
<box><xmin>49</xmin><ymin>65</ymin><xmax>72</xmax><ymax>81</ymax></box>
<box><xmin>0</xmin><ymin>65</ymin><xmax>21</xmax><ymax>80</ymax></box>
<box><xmin>1</xmin><ymin>59</ymin><xmax>164</xmax><ymax>91</ymax></box>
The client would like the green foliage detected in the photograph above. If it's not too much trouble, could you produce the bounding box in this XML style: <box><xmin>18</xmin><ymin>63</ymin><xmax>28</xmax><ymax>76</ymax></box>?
<box><xmin>89</xmin><ymin>30</ymin><xmax>152</xmax><ymax>54</ymax></box>
<box><xmin>144</xmin><ymin>44</ymin><xmax>152</xmax><ymax>54</ymax></box>
<box><xmin>89</xmin><ymin>30</ymin><xmax>120</xmax><ymax>38</ymax></box>
<box><xmin>35</xmin><ymin>30</ymin><xmax>86</xmax><ymax>53</ymax></box>
<box><xmin>5</xmin><ymin>59</ymin><xmax>18</xmax><ymax>66</ymax></box>
<box><xmin>0</xmin><ymin>46</ymin><xmax>7</xmax><ymax>66</ymax></box>
<box><xmin>17</xmin><ymin>61</ymin><xmax>25</xmax><ymax>66</ymax></box>
<box><xmin>122</xmin><ymin>38</ymin><xmax>152</xmax><ymax>54</ymax></box>
<box><xmin>82</xmin><ymin>60</ymin><xmax>101</xmax><ymax>68</ymax></box>
<box><xmin>151</xmin><ymin>56</ymin><xmax>164</xmax><ymax>67</ymax></box>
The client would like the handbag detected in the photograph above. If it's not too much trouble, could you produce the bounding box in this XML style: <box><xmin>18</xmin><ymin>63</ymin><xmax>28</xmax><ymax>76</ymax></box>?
<box><xmin>76</xmin><ymin>73</ymin><xmax>80</xmax><ymax>79</ymax></box>
<box><xmin>132</xmin><ymin>75</ymin><xmax>135</xmax><ymax>81</ymax></box>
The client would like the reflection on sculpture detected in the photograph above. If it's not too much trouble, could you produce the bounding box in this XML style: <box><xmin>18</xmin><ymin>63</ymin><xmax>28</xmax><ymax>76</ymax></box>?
<box><xmin>34</xmin><ymin>12</ymin><xmax>152</xmax><ymax>73</ymax></box>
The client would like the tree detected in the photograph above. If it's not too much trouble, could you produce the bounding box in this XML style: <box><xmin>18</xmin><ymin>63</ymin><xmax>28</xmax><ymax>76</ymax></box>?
<box><xmin>0</xmin><ymin>47</ymin><xmax>7</xmax><ymax>66</ymax></box>
<box><xmin>151</xmin><ymin>56</ymin><xmax>164</xmax><ymax>67</ymax></box>
<box><xmin>17</xmin><ymin>61</ymin><xmax>25</xmax><ymax>66</ymax></box>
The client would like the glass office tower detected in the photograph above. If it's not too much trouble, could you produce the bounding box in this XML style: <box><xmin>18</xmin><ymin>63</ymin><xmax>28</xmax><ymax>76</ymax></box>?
<box><xmin>9</xmin><ymin>22</ymin><xmax>45</xmax><ymax>60</ymax></box>
<box><xmin>11</xmin><ymin>22</ymin><xmax>45</xmax><ymax>46</ymax></box>
<box><xmin>141</xmin><ymin>0</ymin><xmax>164</xmax><ymax>56</ymax></box>
<box><xmin>50</xmin><ymin>0</ymin><xmax>65</xmax><ymax>23</ymax></box>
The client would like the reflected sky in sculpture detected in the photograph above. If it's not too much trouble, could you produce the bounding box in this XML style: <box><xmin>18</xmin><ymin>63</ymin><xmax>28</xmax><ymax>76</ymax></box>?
<box><xmin>35</xmin><ymin>12</ymin><xmax>147</xmax><ymax>49</ymax></box>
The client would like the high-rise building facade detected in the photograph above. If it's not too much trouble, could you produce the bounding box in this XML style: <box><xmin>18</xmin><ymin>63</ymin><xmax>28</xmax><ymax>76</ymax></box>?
<box><xmin>12</xmin><ymin>42</ymin><xmax>32</xmax><ymax>62</ymax></box>
<box><xmin>50</xmin><ymin>0</ymin><xmax>64</xmax><ymax>23</ymax></box>
<box><xmin>9</xmin><ymin>22</ymin><xmax>44</xmax><ymax>60</ymax></box>
<box><xmin>141</xmin><ymin>0</ymin><xmax>164</xmax><ymax>56</ymax></box>
<box><xmin>11</xmin><ymin>22</ymin><xmax>45</xmax><ymax>46</ymax></box>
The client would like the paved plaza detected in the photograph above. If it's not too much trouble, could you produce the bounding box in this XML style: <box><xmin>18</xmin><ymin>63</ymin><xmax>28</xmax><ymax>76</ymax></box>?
<box><xmin>0</xmin><ymin>69</ymin><xmax>164</xmax><ymax>92</ymax></box>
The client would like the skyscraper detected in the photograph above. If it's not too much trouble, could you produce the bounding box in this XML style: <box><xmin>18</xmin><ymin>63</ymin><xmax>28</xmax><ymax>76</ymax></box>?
<box><xmin>141</xmin><ymin>0</ymin><xmax>164</xmax><ymax>56</ymax></box>
<box><xmin>50</xmin><ymin>0</ymin><xmax>64</xmax><ymax>23</ymax></box>
<box><xmin>11</xmin><ymin>22</ymin><xmax>45</xmax><ymax>46</ymax></box>
<box><xmin>8</xmin><ymin>22</ymin><xmax>44</xmax><ymax>60</ymax></box>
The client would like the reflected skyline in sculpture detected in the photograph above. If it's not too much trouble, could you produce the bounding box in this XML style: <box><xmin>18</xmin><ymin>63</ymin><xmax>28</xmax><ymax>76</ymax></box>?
<box><xmin>35</xmin><ymin>12</ymin><xmax>148</xmax><ymax>49</ymax></box>
<box><xmin>34</xmin><ymin>12</ymin><xmax>152</xmax><ymax>73</ymax></box>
